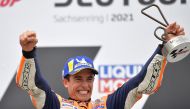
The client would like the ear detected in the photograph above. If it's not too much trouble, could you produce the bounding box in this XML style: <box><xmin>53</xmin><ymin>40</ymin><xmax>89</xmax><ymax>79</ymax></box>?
<box><xmin>62</xmin><ymin>79</ymin><xmax>69</xmax><ymax>88</ymax></box>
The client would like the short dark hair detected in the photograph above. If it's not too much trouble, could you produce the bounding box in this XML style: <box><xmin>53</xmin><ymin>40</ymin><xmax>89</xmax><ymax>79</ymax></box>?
<box><xmin>64</xmin><ymin>75</ymin><xmax>70</xmax><ymax>80</ymax></box>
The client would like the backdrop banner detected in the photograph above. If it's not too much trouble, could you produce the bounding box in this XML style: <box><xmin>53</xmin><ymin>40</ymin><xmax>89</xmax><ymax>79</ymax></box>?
<box><xmin>0</xmin><ymin>0</ymin><xmax>190</xmax><ymax>109</ymax></box>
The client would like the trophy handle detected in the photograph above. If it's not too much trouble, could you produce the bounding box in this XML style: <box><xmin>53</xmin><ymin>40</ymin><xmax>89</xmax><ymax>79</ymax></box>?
<box><xmin>141</xmin><ymin>4</ymin><xmax>170</xmax><ymax>43</ymax></box>
<box><xmin>154</xmin><ymin>26</ymin><xmax>167</xmax><ymax>43</ymax></box>
<box><xmin>141</xmin><ymin>4</ymin><xmax>169</xmax><ymax>27</ymax></box>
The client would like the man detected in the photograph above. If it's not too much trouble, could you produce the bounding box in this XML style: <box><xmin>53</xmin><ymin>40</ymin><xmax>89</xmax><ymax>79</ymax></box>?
<box><xmin>16</xmin><ymin>22</ymin><xmax>185</xmax><ymax>109</ymax></box>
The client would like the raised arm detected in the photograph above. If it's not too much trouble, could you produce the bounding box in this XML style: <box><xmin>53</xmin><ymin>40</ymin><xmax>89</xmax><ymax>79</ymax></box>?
<box><xmin>106</xmin><ymin>22</ymin><xmax>185</xmax><ymax>109</ymax></box>
<box><xmin>16</xmin><ymin>31</ymin><xmax>61</xmax><ymax>109</ymax></box>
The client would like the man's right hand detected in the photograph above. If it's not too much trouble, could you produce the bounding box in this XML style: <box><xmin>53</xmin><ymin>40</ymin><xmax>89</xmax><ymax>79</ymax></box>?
<box><xmin>19</xmin><ymin>31</ymin><xmax>38</xmax><ymax>52</ymax></box>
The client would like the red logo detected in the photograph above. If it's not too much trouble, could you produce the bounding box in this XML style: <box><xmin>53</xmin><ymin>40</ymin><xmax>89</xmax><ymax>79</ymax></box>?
<box><xmin>0</xmin><ymin>0</ymin><xmax>20</xmax><ymax>7</ymax></box>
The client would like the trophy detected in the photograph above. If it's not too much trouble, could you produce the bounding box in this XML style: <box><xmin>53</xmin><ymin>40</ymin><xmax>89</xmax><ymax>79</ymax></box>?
<box><xmin>141</xmin><ymin>4</ymin><xmax>190</xmax><ymax>63</ymax></box>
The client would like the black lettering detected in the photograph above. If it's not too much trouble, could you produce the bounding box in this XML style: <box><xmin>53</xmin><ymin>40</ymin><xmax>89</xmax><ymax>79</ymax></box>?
<box><xmin>160</xmin><ymin>0</ymin><xmax>176</xmax><ymax>5</ymax></box>
<box><xmin>55</xmin><ymin>0</ymin><xmax>72</xmax><ymax>7</ymax></box>
<box><xmin>97</xmin><ymin>0</ymin><xmax>113</xmax><ymax>6</ymax></box>
<box><xmin>111</xmin><ymin>13</ymin><xmax>134</xmax><ymax>22</ymax></box>
<box><xmin>54</xmin><ymin>0</ymin><xmax>187</xmax><ymax>8</ymax></box>
<box><xmin>170</xmin><ymin>49</ymin><xmax>178</xmax><ymax>58</ymax></box>
<box><xmin>124</xmin><ymin>0</ymin><xmax>129</xmax><ymax>6</ymax></box>
<box><xmin>138</xmin><ymin>0</ymin><xmax>155</xmax><ymax>5</ymax></box>
<box><xmin>129</xmin><ymin>14</ymin><xmax>134</xmax><ymax>21</ymax></box>
<box><xmin>78</xmin><ymin>0</ymin><xmax>92</xmax><ymax>6</ymax></box>
<box><xmin>181</xmin><ymin>0</ymin><xmax>186</xmax><ymax>4</ymax></box>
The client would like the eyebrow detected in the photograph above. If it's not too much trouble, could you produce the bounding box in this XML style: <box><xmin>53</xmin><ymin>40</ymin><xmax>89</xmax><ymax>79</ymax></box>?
<box><xmin>88</xmin><ymin>75</ymin><xmax>94</xmax><ymax>79</ymax></box>
<box><xmin>74</xmin><ymin>75</ymin><xmax>82</xmax><ymax>79</ymax></box>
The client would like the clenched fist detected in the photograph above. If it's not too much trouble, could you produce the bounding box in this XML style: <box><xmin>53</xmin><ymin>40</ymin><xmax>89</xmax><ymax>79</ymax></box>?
<box><xmin>164</xmin><ymin>22</ymin><xmax>185</xmax><ymax>42</ymax></box>
<box><xmin>19</xmin><ymin>31</ymin><xmax>38</xmax><ymax>52</ymax></box>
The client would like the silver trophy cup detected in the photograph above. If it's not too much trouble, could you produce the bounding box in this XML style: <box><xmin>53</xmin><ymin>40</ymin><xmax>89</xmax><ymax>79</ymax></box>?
<box><xmin>162</xmin><ymin>35</ymin><xmax>190</xmax><ymax>62</ymax></box>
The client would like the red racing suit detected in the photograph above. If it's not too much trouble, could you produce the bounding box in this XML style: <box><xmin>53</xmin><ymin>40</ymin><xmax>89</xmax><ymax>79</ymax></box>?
<box><xmin>16</xmin><ymin>45</ymin><xmax>167</xmax><ymax>109</ymax></box>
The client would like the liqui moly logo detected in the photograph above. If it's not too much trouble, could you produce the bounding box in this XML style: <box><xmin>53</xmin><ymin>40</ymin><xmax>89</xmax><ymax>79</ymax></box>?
<box><xmin>98</xmin><ymin>64</ymin><xmax>143</xmax><ymax>93</ymax></box>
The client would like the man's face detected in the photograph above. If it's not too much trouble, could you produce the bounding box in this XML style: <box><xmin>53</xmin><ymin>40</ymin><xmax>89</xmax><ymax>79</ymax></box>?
<box><xmin>63</xmin><ymin>69</ymin><xmax>95</xmax><ymax>102</ymax></box>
